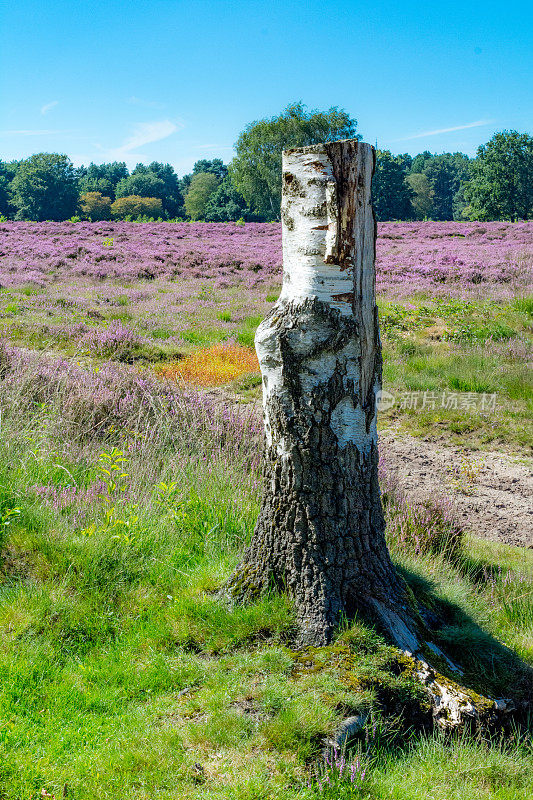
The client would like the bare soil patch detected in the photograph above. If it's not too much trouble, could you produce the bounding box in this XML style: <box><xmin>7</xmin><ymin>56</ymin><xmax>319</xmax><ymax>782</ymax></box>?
<box><xmin>380</xmin><ymin>431</ymin><xmax>532</xmax><ymax>548</ymax></box>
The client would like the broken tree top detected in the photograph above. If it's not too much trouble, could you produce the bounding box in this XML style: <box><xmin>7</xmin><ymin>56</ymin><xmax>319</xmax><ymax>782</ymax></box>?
<box><xmin>279</xmin><ymin>139</ymin><xmax>376</xmax><ymax>317</ymax></box>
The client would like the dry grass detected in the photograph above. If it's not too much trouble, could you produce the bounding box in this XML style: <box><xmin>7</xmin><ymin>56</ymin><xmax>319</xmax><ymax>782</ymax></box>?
<box><xmin>160</xmin><ymin>344</ymin><xmax>259</xmax><ymax>386</ymax></box>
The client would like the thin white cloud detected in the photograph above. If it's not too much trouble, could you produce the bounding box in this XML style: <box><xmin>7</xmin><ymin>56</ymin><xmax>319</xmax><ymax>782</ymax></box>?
<box><xmin>41</xmin><ymin>101</ymin><xmax>59</xmax><ymax>115</ymax></box>
<box><xmin>393</xmin><ymin>120</ymin><xmax>494</xmax><ymax>142</ymax></box>
<box><xmin>104</xmin><ymin>120</ymin><xmax>181</xmax><ymax>161</ymax></box>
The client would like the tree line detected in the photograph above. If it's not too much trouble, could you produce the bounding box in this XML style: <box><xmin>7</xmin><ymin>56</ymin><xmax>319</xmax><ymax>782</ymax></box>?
<box><xmin>1</xmin><ymin>104</ymin><xmax>532</xmax><ymax>223</ymax></box>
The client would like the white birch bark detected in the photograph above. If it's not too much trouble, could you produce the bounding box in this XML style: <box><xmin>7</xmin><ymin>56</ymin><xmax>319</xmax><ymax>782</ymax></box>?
<box><xmin>225</xmin><ymin>139</ymin><xmax>517</xmax><ymax>731</ymax></box>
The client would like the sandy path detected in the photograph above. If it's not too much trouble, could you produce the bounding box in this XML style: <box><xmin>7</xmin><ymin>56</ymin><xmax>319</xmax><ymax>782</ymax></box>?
<box><xmin>212</xmin><ymin>386</ymin><xmax>532</xmax><ymax>549</ymax></box>
<box><xmin>380</xmin><ymin>432</ymin><xmax>532</xmax><ymax>548</ymax></box>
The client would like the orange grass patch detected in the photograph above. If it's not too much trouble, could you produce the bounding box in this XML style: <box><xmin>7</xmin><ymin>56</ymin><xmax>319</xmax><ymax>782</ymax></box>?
<box><xmin>160</xmin><ymin>344</ymin><xmax>260</xmax><ymax>386</ymax></box>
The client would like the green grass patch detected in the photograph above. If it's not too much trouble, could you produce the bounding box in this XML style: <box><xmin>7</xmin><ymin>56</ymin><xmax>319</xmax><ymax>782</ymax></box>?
<box><xmin>237</xmin><ymin>314</ymin><xmax>263</xmax><ymax>348</ymax></box>
<box><xmin>150</xmin><ymin>327</ymin><xmax>173</xmax><ymax>340</ymax></box>
<box><xmin>0</xmin><ymin>353</ymin><xmax>531</xmax><ymax>798</ymax></box>
<box><xmin>512</xmin><ymin>295</ymin><xmax>533</xmax><ymax>316</ymax></box>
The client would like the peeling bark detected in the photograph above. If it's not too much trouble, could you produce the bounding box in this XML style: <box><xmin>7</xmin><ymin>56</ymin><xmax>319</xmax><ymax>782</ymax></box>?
<box><xmin>227</xmin><ymin>140</ymin><xmax>420</xmax><ymax>648</ymax></box>
<box><xmin>224</xmin><ymin>139</ymin><xmax>518</xmax><ymax>728</ymax></box>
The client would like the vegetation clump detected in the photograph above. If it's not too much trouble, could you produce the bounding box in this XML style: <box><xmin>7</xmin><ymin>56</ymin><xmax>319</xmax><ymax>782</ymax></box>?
<box><xmin>0</xmin><ymin>343</ymin><xmax>531</xmax><ymax>798</ymax></box>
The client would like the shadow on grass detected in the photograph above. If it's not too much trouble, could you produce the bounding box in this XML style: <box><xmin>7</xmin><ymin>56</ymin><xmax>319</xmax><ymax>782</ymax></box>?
<box><xmin>397</xmin><ymin>563</ymin><xmax>533</xmax><ymax>710</ymax></box>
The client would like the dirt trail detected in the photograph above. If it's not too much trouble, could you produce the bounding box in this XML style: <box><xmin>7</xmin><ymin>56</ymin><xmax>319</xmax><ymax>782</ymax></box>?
<box><xmin>380</xmin><ymin>431</ymin><xmax>532</xmax><ymax>549</ymax></box>
<box><xmin>208</xmin><ymin>388</ymin><xmax>533</xmax><ymax>549</ymax></box>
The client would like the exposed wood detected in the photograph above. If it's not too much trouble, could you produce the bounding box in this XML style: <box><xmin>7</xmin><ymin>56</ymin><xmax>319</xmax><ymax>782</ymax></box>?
<box><xmin>224</xmin><ymin>139</ymin><xmax>518</xmax><ymax>730</ymax></box>
<box><xmin>227</xmin><ymin>140</ymin><xmax>419</xmax><ymax>648</ymax></box>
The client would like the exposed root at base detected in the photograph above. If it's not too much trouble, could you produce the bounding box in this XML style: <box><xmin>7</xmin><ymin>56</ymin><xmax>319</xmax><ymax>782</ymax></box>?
<box><xmin>361</xmin><ymin>599</ymin><xmax>516</xmax><ymax>730</ymax></box>
<box><xmin>412</xmin><ymin>655</ymin><xmax>514</xmax><ymax>730</ymax></box>
<box><xmin>222</xmin><ymin>572</ymin><xmax>522</xmax><ymax>732</ymax></box>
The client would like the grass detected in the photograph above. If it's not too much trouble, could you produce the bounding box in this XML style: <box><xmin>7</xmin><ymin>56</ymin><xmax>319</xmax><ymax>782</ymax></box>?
<box><xmin>0</xmin><ymin>275</ymin><xmax>531</xmax><ymax>451</ymax></box>
<box><xmin>374</xmin><ymin>296</ymin><xmax>533</xmax><ymax>451</ymax></box>
<box><xmin>0</xmin><ymin>347</ymin><xmax>532</xmax><ymax>799</ymax></box>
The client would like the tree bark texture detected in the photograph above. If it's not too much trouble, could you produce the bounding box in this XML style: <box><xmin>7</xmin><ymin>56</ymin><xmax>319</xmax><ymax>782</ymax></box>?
<box><xmin>228</xmin><ymin>140</ymin><xmax>420</xmax><ymax>649</ymax></box>
<box><xmin>224</xmin><ymin>139</ymin><xmax>520</xmax><ymax>729</ymax></box>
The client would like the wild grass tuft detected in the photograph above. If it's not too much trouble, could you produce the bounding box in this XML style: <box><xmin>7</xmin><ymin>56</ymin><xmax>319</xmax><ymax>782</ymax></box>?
<box><xmin>0</xmin><ymin>342</ymin><xmax>532</xmax><ymax>799</ymax></box>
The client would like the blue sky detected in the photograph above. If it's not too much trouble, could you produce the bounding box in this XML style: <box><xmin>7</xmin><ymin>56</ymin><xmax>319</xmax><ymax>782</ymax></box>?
<box><xmin>1</xmin><ymin>0</ymin><xmax>532</xmax><ymax>175</ymax></box>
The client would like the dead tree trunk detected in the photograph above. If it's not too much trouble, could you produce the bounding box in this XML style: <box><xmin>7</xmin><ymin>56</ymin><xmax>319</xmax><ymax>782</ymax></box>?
<box><xmin>227</xmin><ymin>139</ymin><xmax>420</xmax><ymax>650</ymax></box>
<box><xmin>225</xmin><ymin>139</ymin><xmax>518</xmax><ymax>728</ymax></box>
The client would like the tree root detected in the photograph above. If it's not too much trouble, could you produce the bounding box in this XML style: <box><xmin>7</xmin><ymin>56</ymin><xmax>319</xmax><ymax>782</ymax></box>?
<box><xmin>367</xmin><ymin>598</ymin><xmax>516</xmax><ymax>730</ymax></box>
<box><xmin>412</xmin><ymin>655</ymin><xmax>515</xmax><ymax>730</ymax></box>
<box><xmin>224</xmin><ymin>574</ymin><xmax>520</xmax><ymax>733</ymax></box>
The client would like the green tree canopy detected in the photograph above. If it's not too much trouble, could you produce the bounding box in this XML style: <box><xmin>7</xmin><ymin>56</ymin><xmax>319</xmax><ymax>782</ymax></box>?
<box><xmin>184</xmin><ymin>172</ymin><xmax>219</xmax><ymax>220</ymax></box>
<box><xmin>395</xmin><ymin>153</ymin><xmax>413</xmax><ymax>172</ymax></box>
<box><xmin>193</xmin><ymin>159</ymin><xmax>227</xmax><ymax>181</ymax></box>
<box><xmin>410</xmin><ymin>150</ymin><xmax>434</xmax><ymax>174</ymax></box>
<box><xmin>424</xmin><ymin>153</ymin><xmax>470</xmax><ymax>220</ymax></box>
<box><xmin>407</xmin><ymin>151</ymin><xmax>471</xmax><ymax>220</ymax></box>
<box><xmin>229</xmin><ymin>102</ymin><xmax>359</xmax><ymax>220</ymax></box>
<box><xmin>464</xmin><ymin>130</ymin><xmax>533</xmax><ymax>221</ymax></box>
<box><xmin>372</xmin><ymin>150</ymin><xmax>413</xmax><ymax>221</ymax></box>
<box><xmin>115</xmin><ymin>172</ymin><xmax>166</xmax><ymax>201</ymax></box>
<box><xmin>204</xmin><ymin>175</ymin><xmax>249</xmax><ymax>222</ymax></box>
<box><xmin>179</xmin><ymin>159</ymin><xmax>228</xmax><ymax>198</ymax></box>
<box><xmin>128</xmin><ymin>162</ymin><xmax>184</xmax><ymax>218</ymax></box>
<box><xmin>10</xmin><ymin>153</ymin><xmax>79</xmax><ymax>221</ymax></box>
<box><xmin>110</xmin><ymin>195</ymin><xmax>163</xmax><ymax>220</ymax></box>
<box><xmin>80</xmin><ymin>191</ymin><xmax>112</xmax><ymax>221</ymax></box>
<box><xmin>0</xmin><ymin>160</ymin><xmax>19</xmax><ymax>218</ymax></box>
<box><xmin>78</xmin><ymin>162</ymin><xmax>128</xmax><ymax>201</ymax></box>
<box><xmin>407</xmin><ymin>173</ymin><xmax>433</xmax><ymax>219</ymax></box>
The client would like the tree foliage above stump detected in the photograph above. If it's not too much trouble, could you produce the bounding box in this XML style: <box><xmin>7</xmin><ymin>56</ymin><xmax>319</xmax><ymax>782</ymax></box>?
<box><xmin>229</xmin><ymin>102</ymin><xmax>359</xmax><ymax>220</ymax></box>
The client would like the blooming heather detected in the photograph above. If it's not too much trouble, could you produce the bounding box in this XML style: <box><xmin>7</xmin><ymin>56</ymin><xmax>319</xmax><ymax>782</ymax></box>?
<box><xmin>0</xmin><ymin>220</ymin><xmax>531</xmax><ymax>299</ymax></box>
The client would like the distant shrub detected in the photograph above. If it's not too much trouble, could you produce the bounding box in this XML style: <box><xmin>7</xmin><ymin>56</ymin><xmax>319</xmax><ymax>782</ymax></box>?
<box><xmin>111</xmin><ymin>196</ymin><xmax>163</xmax><ymax>221</ymax></box>
<box><xmin>69</xmin><ymin>215</ymin><xmax>82</xmax><ymax>223</ymax></box>
<box><xmin>80</xmin><ymin>191</ymin><xmax>112</xmax><ymax>221</ymax></box>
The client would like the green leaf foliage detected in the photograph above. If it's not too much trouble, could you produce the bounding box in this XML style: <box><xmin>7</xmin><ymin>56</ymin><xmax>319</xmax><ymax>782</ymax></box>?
<box><xmin>120</xmin><ymin>162</ymin><xmax>184</xmax><ymax>218</ymax></box>
<box><xmin>80</xmin><ymin>191</ymin><xmax>112</xmax><ymax>221</ymax></box>
<box><xmin>10</xmin><ymin>153</ymin><xmax>79</xmax><ymax>221</ymax></box>
<box><xmin>77</xmin><ymin>161</ymin><xmax>128</xmax><ymax>201</ymax></box>
<box><xmin>0</xmin><ymin>159</ymin><xmax>19</xmax><ymax>218</ymax></box>
<box><xmin>407</xmin><ymin>172</ymin><xmax>434</xmax><ymax>219</ymax></box>
<box><xmin>184</xmin><ymin>172</ymin><xmax>219</xmax><ymax>220</ymax></box>
<box><xmin>372</xmin><ymin>150</ymin><xmax>414</xmax><ymax>221</ymax></box>
<box><xmin>464</xmin><ymin>130</ymin><xmax>533</xmax><ymax>221</ymax></box>
<box><xmin>110</xmin><ymin>195</ymin><xmax>163</xmax><ymax>220</ymax></box>
<box><xmin>229</xmin><ymin>102</ymin><xmax>359</xmax><ymax>220</ymax></box>
<box><xmin>204</xmin><ymin>175</ymin><xmax>250</xmax><ymax>221</ymax></box>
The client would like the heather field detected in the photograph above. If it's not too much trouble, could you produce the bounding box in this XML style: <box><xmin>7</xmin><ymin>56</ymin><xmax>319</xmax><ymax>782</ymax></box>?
<box><xmin>0</xmin><ymin>221</ymin><xmax>532</xmax><ymax>799</ymax></box>
<box><xmin>1</xmin><ymin>219</ymin><xmax>531</xmax><ymax>296</ymax></box>
<box><xmin>0</xmin><ymin>219</ymin><xmax>531</xmax><ymax>449</ymax></box>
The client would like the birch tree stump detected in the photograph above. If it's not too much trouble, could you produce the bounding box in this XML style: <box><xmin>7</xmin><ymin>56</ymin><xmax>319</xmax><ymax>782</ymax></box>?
<box><xmin>225</xmin><ymin>139</ymin><xmax>519</xmax><ymax>729</ymax></box>
<box><xmin>227</xmin><ymin>139</ymin><xmax>420</xmax><ymax>650</ymax></box>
